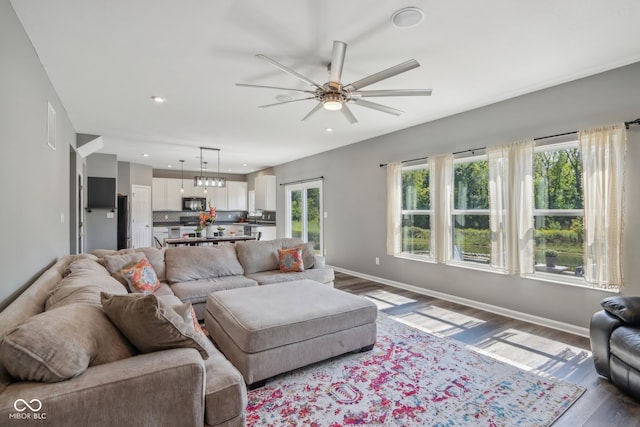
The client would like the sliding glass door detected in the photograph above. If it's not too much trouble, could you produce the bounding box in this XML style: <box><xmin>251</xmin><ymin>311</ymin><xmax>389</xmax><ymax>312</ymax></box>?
<box><xmin>285</xmin><ymin>181</ymin><xmax>323</xmax><ymax>253</ymax></box>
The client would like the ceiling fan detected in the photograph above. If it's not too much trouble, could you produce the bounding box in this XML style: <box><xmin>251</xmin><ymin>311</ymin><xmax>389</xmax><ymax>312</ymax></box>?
<box><xmin>236</xmin><ymin>40</ymin><xmax>432</xmax><ymax>124</ymax></box>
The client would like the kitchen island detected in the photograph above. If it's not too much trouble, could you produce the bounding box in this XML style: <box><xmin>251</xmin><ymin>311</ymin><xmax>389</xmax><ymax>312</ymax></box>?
<box><xmin>164</xmin><ymin>235</ymin><xmax>256</xmax><ymax>247</ymax></box>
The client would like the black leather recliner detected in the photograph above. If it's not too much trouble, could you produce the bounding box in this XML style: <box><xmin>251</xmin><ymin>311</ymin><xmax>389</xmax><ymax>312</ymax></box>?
<box><xmin>590</xmin><ymin>296</ymin><xmax>640</xmax><ymax>400</ymax></box>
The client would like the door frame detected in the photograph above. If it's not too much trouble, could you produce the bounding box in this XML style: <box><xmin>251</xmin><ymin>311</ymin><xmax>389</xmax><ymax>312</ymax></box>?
<box><xmin>284</xmin><ymin>180</ymin><xmax>323</xmax><ymax>253</ymax></box>
<box><xmin>131</xmin><ymin>184</ymin><xmax>152</xmax><ymax>248</ymax></box>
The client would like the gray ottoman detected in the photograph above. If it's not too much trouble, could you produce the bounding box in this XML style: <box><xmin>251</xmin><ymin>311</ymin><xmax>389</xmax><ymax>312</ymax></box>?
<box><xmin>204</xmin><ymin>279</ymin><xmax>377</xmax><ymax>388</ymax></box>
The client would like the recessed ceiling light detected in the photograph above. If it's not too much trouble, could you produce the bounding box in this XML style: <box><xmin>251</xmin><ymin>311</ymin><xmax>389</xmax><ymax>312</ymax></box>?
<box><xmin>325</xmin><ymin>128</ymin><xmax>333</xmax><ymax>132</ymax></box>
<box><xmin>142</xmin><ymin>153</ymin><xmax>149</xmax><ymax>157</ymax></box>
<box><xmin>391</xmin><ymin>7</ymin><xmax>424</xmax><ymax>29</ymax></box>
<box><xmin>243</xmin><ymin>163</ymin><xmax>247</xmax><ymax>167</ymax></box>
<box><xmin>167</xmin><ymin>165</ymin><xmax>172</xmax><ymax>168</ymax></box>
<box><xmin>151</xmin><ymin>96</ymin><xmax>166</xmax><ymax>103</ymax></box>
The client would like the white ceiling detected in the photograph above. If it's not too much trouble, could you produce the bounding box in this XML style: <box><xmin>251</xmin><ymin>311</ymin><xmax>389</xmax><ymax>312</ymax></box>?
<box><xmin>10</xmin><ymin>0</ymin><xmax>640</xmax><ymax>174</ymax></box>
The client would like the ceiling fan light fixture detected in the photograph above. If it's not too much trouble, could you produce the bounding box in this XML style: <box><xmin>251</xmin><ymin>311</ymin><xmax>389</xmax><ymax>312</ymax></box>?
<box><xmin>391</xmin><ymin>7</ymin><xmax>424</xmax><ymax>29</ymax></box>
<box><xmin>323</xmin><ymin>100</ymin><xmax>342</xmax><ymax>111</ymax></box>
<box><xmin>322</xmin><ymin>92</ymin><xmax>343</xmax><ymax>110</ymax></box>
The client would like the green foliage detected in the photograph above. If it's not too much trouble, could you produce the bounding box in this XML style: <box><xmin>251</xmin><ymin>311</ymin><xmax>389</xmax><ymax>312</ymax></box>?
<box><xmin>544</xmin><ymin>249</ymin><xmax>558</xmax><ymax>257</ymax></box>
<box><xmin>454</xmin><ymin>160</ymin><xmax>489</xmax><ymax>209</ymax></box>
<box><xmin>402</xmin><ymin>169</ymin><xmax>430</xmax><ymax>210</ymax></box>
<box><xmin>534</xmin><ymin>148</ymin><xmax>583</xmax><ymax>209</ymax></box>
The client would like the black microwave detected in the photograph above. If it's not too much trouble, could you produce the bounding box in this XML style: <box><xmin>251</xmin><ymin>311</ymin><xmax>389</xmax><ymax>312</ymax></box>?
<box><xmin>182</xmin><ymin>197</ymin><xmax>206</xmax><ymax>211</ymax></box>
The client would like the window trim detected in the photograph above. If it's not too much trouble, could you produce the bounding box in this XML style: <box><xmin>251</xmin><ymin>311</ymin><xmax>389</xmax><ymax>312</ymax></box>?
<box><xmin>400</xmin><ymin>163</ymin><xmax>433</xmax><ymax>259</ymax></box>
<box><xmin>532</xmin><ymin>140</ymin><xmax>585</xmax><ymax>283</ymax></box>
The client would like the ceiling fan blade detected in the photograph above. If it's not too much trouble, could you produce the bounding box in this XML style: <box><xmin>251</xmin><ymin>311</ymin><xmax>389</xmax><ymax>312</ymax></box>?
<box><xmin>341</xmin><ymin>104</ymin><xmax>358</xmax><ymax>124</ymax></box>
<box><xmin>343</xmin><ymin>59</ymin><xmax>420</xmax><ymax>91</ymax></box>
<box><xmin>351</xmin><ymin>98</ymin><xmax>403</xmax><ymax>116</ymax></box>
<box><xmin>236</xmin><ymin>83</ymin><xmax>316</xmax><ymax>94</ymax></box>
<box><xmin>256</xmin><ymin>54</ymin><xmax>323</xmax><ymax>90</ymax></box>
<box><xmin>329</xmin><ymin>40</ymin><xmax>347</xmax><ymax>88</ymax></box>
<box><xmin>352</xmin><ymin>89</ymin><xmax>432</xmax><ymax>97</ymax></box>
<box><xmin>301</xmin><ymin>102</ymin><xmax>323</xmax><ymax>121</ymax></box>
<box><xmin>258</xmin><ymin>97</ymin><xmax>315</xmax><ymax>108</ymax></box>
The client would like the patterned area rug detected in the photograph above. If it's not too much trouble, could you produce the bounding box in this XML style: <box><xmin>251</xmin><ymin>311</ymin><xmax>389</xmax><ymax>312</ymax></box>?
<box><xmin>246</xmin><ymin>314</ymin><xmax>585</xmax><ymax>426</ymax></box>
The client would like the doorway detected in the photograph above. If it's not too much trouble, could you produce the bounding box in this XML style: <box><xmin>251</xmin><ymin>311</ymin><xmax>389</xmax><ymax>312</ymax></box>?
<box><xmin>285</xmin><ymin>180</ymin><xmax>323</xmax><ymax>253</ymax></box>
<box><xmin>131</xmin><ymin>185</ymin><xmax>152</xmax><ymax>248</ymax></box>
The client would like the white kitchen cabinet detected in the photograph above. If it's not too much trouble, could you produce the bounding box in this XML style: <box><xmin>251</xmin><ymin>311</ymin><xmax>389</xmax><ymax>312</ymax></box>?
<box><xmin>152</xmin><ymin>226</ymin><xmax>169</xmax><ymax>246</ymax></box>
<box><xmin>152</xmin><ymin>178</ymin><xmax>184</xmax><ymax>211</ymax></box>
<box><xmin>255</xmin><ymin>226</ymin><xmax>277</xmax><ymax>241</ymax></box>
<box><xmin>207</xmin><ymin>186</ymin><xmax>227</xmax><ymax>210</ymax></box>
<box><xmin>227</xmin><ymin>181</ymin><xmax>248</xmax><ymax>210</ymax></box>
<box><xmin>254</xmin><ymin>175</ymin><xmax>276</xmax><ymax>211</ymax></box>
<box><xmin>165</xmin><ymin>179</ymin><xmax>182</xmax><ymax>211</ymax></box>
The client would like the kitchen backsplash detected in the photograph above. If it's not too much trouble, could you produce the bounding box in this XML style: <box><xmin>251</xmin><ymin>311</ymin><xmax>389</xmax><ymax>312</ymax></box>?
<box><xmin>153</xmin><ymin>210</ymin><xmax>247</xmax><ymax>224</ymax></box>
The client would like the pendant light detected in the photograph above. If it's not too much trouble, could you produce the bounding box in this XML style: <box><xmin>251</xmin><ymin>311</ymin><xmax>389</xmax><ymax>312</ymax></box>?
<box><xmin>179</xmin><ymin>160</ymin><xmax>185</xmax><ymax>193</ymax></box>
<box><xmin>193</xmin><ymin>147</ymin><xmax>226</xmax><ymax>189</ymax></box>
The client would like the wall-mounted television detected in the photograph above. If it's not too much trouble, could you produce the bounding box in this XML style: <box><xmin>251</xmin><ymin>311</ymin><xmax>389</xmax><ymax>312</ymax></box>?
<box><xmin>87</xmin><ymin>177</ymin><xmax>116</xmax><ymax>209</ymax></box>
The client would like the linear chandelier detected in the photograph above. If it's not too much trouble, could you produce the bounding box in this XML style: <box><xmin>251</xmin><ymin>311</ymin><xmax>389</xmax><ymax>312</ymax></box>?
<box><xmin>194</xmin><ymin>147</ymin><xmax>226</xmax><ymax>188</ymax></box>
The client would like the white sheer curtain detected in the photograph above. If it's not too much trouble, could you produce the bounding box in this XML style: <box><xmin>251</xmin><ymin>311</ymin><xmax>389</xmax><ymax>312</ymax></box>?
<box><xmin>386</xmin><ymin>162</ymin><xmax>402</xmax><ymax>256</ymax></box>
<box><xmin>429</xmin><ymin>154</ymin><xmax>454</xmax><ymax>263</ymax></box>
<box><xmin>487</xmin><ymin>140</ymin><xmax>534</xmax><ymax>275</ymax></box>
<box><xmin>579</xmin><ymin>124</ymin><xmax>627</xmax><ymax>289</ymax></box>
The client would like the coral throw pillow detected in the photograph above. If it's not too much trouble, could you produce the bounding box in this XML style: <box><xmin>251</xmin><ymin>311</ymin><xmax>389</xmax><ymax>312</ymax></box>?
<box><xmin>120</xmin><ymin>257</ymin><xmax>160</xmax><ymax>294</ymax></box>
<box><xmin>278</xmin><ymin>247</ymin><xmax>305</xmax><ymax>272</ymax></box>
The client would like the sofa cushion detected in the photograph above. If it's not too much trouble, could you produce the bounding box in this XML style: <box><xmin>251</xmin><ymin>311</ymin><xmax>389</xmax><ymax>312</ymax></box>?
<box><xmin>602</xmin><ymin>296</ymin><xmax>640</xmax><ymax>324</ymax></box>
<box><xmin>45</xmin><ymin>269</ymin><xmax>128</xmax><ymax>310</ymax></box>
<box><xmin>0</xmin><ymin>304</ymin><xmax>136</xmax><ymax>383</ymax></box>
<box><xmin>610</xmin><ymin>325</ymin><xmax>640</xmax><ymax>368</ymax></box>
<box><xmin>235</xmin><ymin>239</ymin><xmax>283</xmax><ymax>274</ymax></box>
<box><xmin>278</xmin><ymin>247</ymin><xmax>305</xmax><ymax>272</ymax></box>
<box><xmin>247</xmin><ymin>267</ymin><xmax>335</xmax><ymax>286</ymax></box>
<box><xmin>170</xmin><ymin>275</ymin><xmax>258</xmax><ymax>306</ymax></box>
<box><xmin>165</xmin><ymin>245</ymin><xmax>244</xmax><ymax>283</ymax></box>
<box><xmin>64</xmin><ymin>256</ymin><xmax>108</xmax><ymax>277</ymax></box>
<box><xmin>104</xmin><ymin>252</ymin><xmax>146</xmax><ymax>286</ymax></box>
<box><xmin>120</xmin><ymin>257</ymin><xmax>161</xmax><ymax>294</ymax></box>
<box><xmin>135</xmin><ymin>247</ymin><xmax>167</xmax><ymax>282</ymax></box>
<box><xmin>203</xmin><ymin>349</ymin><xmax>248</xmax><ymax>426</ymax></box>
<box><xmin>282</xmin><ymin>239</ymin><xmax>316</xmax><ymax>269</ymax></box>
<box><xmin>101</xmin><ymin>293</ymin><xmax>213</xmax><ymax>359</ymax></box>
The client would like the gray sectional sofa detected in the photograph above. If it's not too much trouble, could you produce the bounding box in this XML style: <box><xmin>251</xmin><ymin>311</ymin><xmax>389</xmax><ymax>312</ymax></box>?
<box><xmin>0</xmin><ymin>238</ymin><xmax>334</xmax><ymax>427</ymax></box>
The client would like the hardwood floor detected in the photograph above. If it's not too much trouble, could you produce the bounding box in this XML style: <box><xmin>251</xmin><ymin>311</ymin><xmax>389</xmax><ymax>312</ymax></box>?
<box><xmin>333</xmin><ymin>271</ymin><xmax>640</xmax><ymax>427</ymax></box>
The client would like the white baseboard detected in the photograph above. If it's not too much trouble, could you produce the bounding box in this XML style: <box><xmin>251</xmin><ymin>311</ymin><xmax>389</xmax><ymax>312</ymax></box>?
<box><xmin>332</xmin><ymin>266</ymin><xmax>590</xmax><ymax>338</ymax></box>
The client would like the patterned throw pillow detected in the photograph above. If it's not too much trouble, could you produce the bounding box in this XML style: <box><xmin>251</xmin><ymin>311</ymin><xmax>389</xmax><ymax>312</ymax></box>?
<box><xmin>278</xmin><ymin>247</ymin><xmax>305</xmax><ymax>272</ymax></box>
<box><xmin>120</xmin><ymin>257</ymin><xmax>160</xmax><ymax>294</ymax></box>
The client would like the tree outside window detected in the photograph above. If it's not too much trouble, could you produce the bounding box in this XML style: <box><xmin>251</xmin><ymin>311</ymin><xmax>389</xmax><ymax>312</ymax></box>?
<box><xmin>401</xmin><ymin>166</ymin><xmax>431</xmax><ymax>256</ymax></box>
<box><xmin>452</xmin><ymin>158</ymin><xmax>490</xmax><ymax>264</ymax></box>
<box><xmin>534</xmin><ymin>143</ymin><xmax>584</xmax><ymax>275</ymax></box>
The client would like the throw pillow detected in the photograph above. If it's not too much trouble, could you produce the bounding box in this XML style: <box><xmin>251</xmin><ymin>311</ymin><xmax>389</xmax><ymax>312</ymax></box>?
<box><xmin>0</xmin><ymin>304</ymin><xmax>136</xmax><ymax>383</ymax></box>
<box><xmin>173</xmin><ymin>303</ymin><xmax>205</xmax><ymax>336</ymax></box>
<box><xmin>120</xmin><ymin>257</ymin><xmax>161</xmax><ymax>294</ymax></box>
<box><xmin>601</xmin><ymin>296</ymin><xmax>640</xmax><ymax>324</ymax></box>
<box><xmin>103</xmin><ymin>252</ymin><xmax>146</xmax><ymax>286</ymax></box>
<box><xmin>101</xmin><ymin>293</ymin><xmax>212</xmax><ymax>359</ymax></box>
<box><xmin>278</xmin><ymin>247</ymin><xmax>305</xmax><ymax>272</ymax></box>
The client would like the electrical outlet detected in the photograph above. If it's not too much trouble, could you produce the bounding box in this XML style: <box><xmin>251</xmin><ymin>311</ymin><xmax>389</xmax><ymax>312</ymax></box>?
<box><xmin>375</xmin><ymin>257</ymin><xmax>380</xmax><ymax>265</ymax></box>
<box><xmin>324</xmin><ymin>248</ymin><xmax>327</xmax><ymax>256</ymax></box>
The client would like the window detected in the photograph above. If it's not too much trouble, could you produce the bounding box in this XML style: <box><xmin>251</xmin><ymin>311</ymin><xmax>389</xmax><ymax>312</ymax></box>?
<box><xmin>452</xmin><ymin>157</ymin><xmax>490</xmax><ymax>264</ymax></box>
<box><xmin>388</xmin><ymin>124</ymin><xmax>625</xmax><ymax>289</ymax></box>
<box><xmin>533</xmin><ymin>142</ymin><xmax>584</xmax><ymax>277</ymax></box>
<box><xmin>401</xmin><ymin>165</ymin><xmax>431</xmax><ymax>257</ymax></box>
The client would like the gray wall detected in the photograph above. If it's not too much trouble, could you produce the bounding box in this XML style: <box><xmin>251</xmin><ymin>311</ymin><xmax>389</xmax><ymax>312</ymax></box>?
<box><xmin>0</xmin><ymin>0</ymin><xmax>76</xmax><ymax>305</ymax></box>
<box><xmin>261</xmin><ymin>61</ymin><xmax>640</xmax><ymax>332</ymax></box>
<box><xmin>85</xmin><ymin>153</ymin><xmax>117</xmax><ymax>252</ymax></box>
